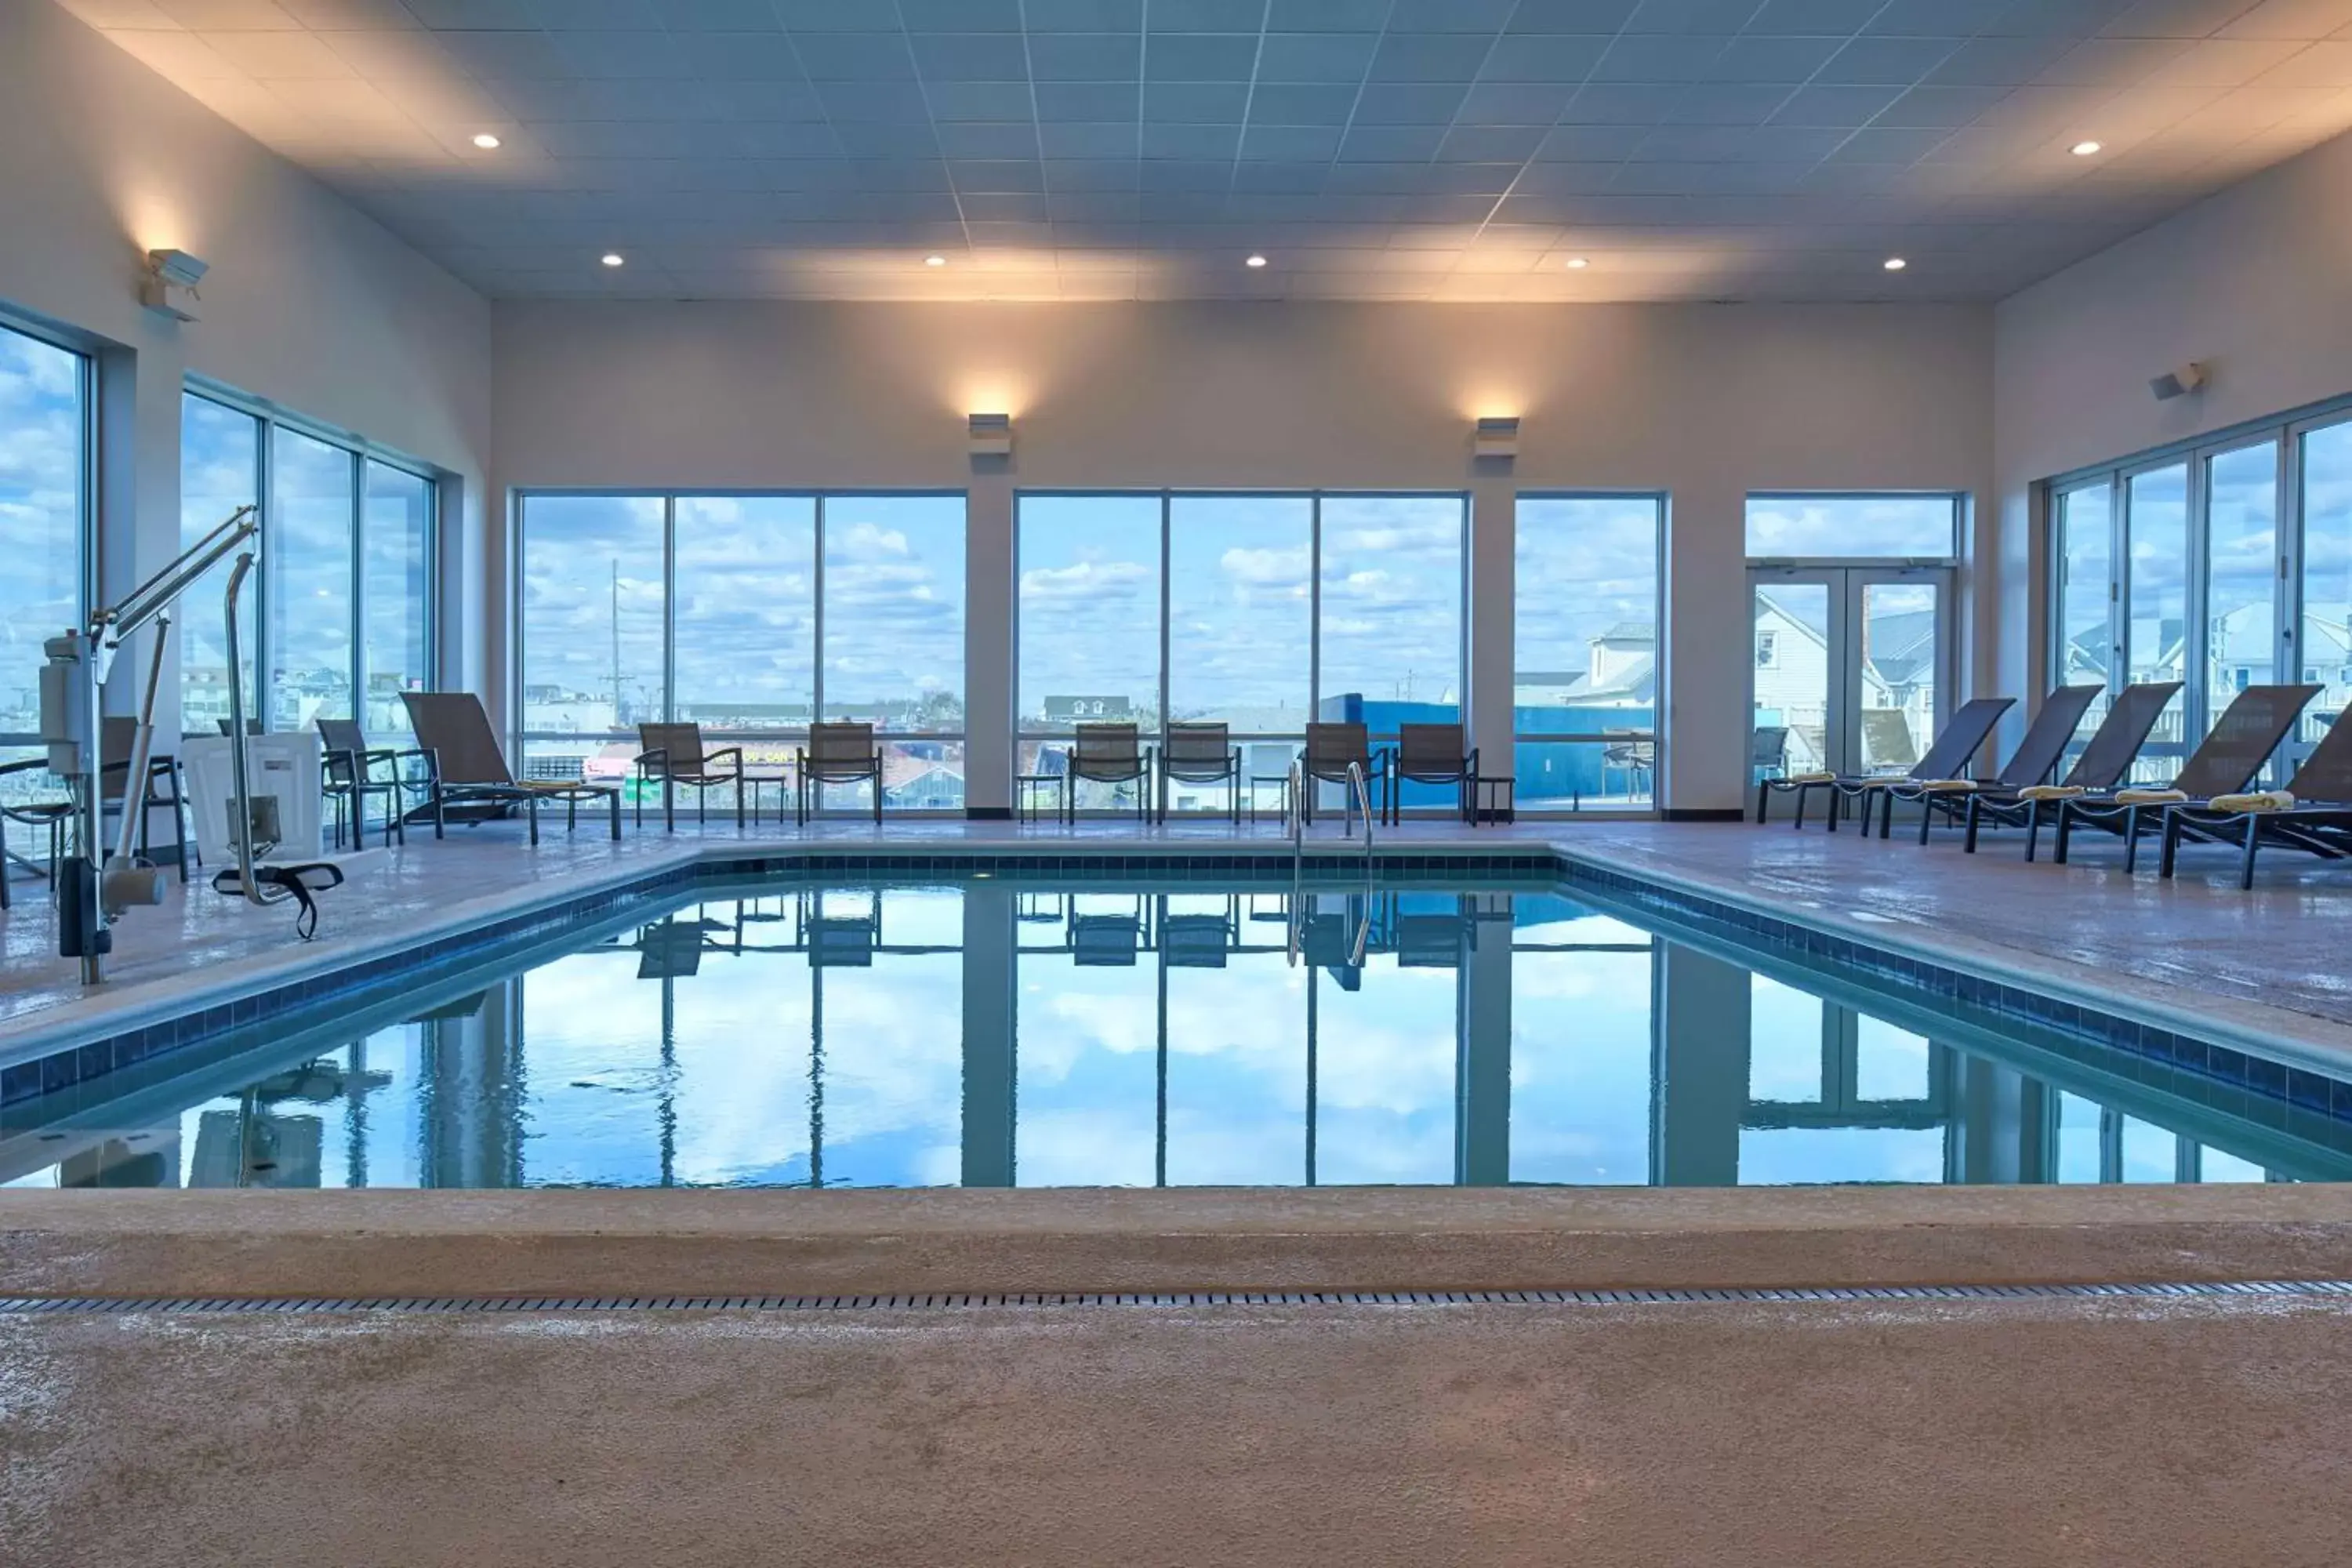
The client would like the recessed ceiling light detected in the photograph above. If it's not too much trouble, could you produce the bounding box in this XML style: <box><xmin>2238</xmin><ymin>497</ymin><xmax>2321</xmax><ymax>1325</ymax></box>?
<box><xmin>924</xmin><ymin>254</ymin><xmax>946</xmax><ymax>267</ymax></box>
<box><xmin>471</xmin><ymin>132</ymin><xmax>501</xmax><ymax>150</ymax></box>
<box><xmin>2071</xmin><ymin>140</ymin><xmax>2103</xmax><ymax>156</ymax></box>
<box><xmin>1565</xmin><ymin>256</ymin><xmax>1589</xmax><ymax>270</ymax></box>
<box><xmin>1245</xmin><ymin>253</ymin><xmax>1268</xmax><ymax>268</ymax></box>
<box><xmin>601</xmin><ymin>252</ymin><xmax>624</xmax><ymax>267</ymax></box>
<box><xmin>1883</xmin><ymin>256</ymin><xmax>1907</xmax><ymax>271</ymax></box>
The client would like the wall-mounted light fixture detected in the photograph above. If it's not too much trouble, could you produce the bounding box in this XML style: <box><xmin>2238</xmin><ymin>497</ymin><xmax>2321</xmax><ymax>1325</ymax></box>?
<box><xmin>968</xmin><ymin>412</ymin><xmax>1014</xmax><ymax>457</ymax></box>
<box><xmin>1472</xmin><ymin>416</ymin><xmax>1520</xmax><ymax>460</ymax></box>
<box><xmin>2150</xmin><ymin>361</ymin><xmax>2208</xmax><ymax>401</ymax></box>
<box><xmin>140</xmin><ymin>248</ymin><xmax>207</xmax><ymax>321</ymax></box>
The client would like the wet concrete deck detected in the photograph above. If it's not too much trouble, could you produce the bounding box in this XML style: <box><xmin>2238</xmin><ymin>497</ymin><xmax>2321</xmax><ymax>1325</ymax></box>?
<box><xmin>8</xmin><ymin>1290</ymin><xmax>2349</xmax><ymax>1566</ymax></box>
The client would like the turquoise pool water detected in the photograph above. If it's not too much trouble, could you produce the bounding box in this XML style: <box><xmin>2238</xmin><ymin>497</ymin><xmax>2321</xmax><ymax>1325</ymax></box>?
<box><xmin>6</xmin><ymin>878</ymin><xmax>2347</xmax><ymax>1189</ymax></box>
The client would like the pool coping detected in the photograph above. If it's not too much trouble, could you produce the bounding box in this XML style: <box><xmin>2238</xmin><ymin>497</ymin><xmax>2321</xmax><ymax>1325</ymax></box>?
<box><xmin>6</xmin><ymin>1185</ymin><xmax>2352</xmax><ymax>1299</ymax></box>
<box><xmin>6</xmin><ymin>834</ymin><xmax>2352</xmax><ymax>1119</ymax></box>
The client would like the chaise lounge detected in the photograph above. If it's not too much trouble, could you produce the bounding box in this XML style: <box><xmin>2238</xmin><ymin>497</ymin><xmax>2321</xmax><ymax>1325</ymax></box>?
<box><xmin>1866</xmin><ymin>684</ymin><xmax>2102</xmax><ymax>842</ymax></box>
<box><xmin>1754</xmin><ymin>696</ymin><xmax>2013</xmax><ymax>831</ymax></box>
<box><xmin>2050</xmin><ymin>683</ymin><xmax>2319</xmax><ymax>872</ymax></box>
<box><xmin>1958</xmin><ymin>681</ymin><xmax>2182</xmax><ymax>857</ymax></box>
<box><xmin>400</xmin><ymin>691</ymin><xmax>622</xmax><ymax>844</ymax></box>
<box><xmin>2158</xmin><ymin>705</ymin><xmax>2352</xmax><ymax>887</ymax></box>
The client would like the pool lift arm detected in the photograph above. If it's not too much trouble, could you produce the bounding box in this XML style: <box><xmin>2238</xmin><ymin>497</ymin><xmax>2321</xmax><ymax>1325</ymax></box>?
<box><xmin>40</xmin><ymin>505</ymin><xmax>264</xmax><ymax>984</ymax></box>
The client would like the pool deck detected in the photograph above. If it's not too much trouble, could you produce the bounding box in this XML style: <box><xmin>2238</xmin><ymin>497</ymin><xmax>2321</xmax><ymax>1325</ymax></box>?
<box><xmin>4</xmin><ymin>813</ymin><xmax>2350</xmax><ymax>1070</ymax></box>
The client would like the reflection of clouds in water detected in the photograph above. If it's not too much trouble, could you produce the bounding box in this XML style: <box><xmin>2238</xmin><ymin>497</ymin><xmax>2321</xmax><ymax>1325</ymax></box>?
<box><xmin>1511</xmin><ymin>949</ymin><xmax>1653</xmax><ymax>1185</ymax></box>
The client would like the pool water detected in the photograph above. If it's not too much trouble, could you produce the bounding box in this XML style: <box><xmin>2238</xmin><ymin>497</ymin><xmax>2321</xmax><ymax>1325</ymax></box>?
<box><xmin>7</xmin><ymin>878</ymin><xmax>2348</xmax><ymax>1190</ymax></box>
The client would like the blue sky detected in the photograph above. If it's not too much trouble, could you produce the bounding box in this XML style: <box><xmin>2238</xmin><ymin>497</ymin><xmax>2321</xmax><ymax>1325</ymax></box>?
<box><xmin>0</xmin><ymin>328</ymin><xmax>82</xmax><ymax>736</ymax></box>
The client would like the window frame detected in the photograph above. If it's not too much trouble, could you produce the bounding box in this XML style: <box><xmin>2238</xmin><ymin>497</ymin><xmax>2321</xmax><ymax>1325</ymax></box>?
<box><xmin>510</xmin><ymin>488</ymin><xmax>969</xmax><ymax>808</ymax></box>
<box><xmin>0</xmin><ymin>312</ymin><xmax>96</xmax><ymax>748</ymax></box>
<box><xmin>180</xmin><ymin>382</ymin><xmax>440</xmax><ymax>737</ymax></box>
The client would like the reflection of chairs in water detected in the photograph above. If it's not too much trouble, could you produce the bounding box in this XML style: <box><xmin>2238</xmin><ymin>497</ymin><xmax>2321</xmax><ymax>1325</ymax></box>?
<box><xmin>635</xmin><ymin>916</ymin><xmax>722</xmax><ymax>978</ymax></box>
<box><xmin>802</xmin><ymin>888</ymin><xmax>882</xmax><ymax>967</ymax></box>
<box><xmin>1070</xmin><ymin>895</ymin><xmax>1149</xmax><ymax>965</ymax></box>
<box><xmin>1860</xmin><ymin>708</ymin><xmax>1920</xmax><ymax>773</ymax></box>
<box><xmin>1750</xmin><ymin>725</ymin><xmax>1789</xmax><ymax>782</ymax></box>
<box><xmin>1396</xmin><ymin>903</ymin><xmax>1475</xmax><ymax>968</ymax></box>
<box><xmin>1160</xmin><ymin>896</ymin><xmax>1240</xmax><ymax>968</ymax></box>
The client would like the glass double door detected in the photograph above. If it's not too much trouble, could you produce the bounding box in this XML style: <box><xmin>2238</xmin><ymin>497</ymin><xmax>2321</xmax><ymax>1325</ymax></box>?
<box><xmin>1750</xmin><ymin>566</ymin><xmax>1951</xmax><ymax>782</ymax></box>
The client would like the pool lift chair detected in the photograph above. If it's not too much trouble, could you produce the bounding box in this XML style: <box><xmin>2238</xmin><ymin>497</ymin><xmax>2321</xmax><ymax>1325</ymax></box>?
<box><xmin>39</xmin><ymin>506</ymin><xmax>350</xmax><ymax>982</ymax></box>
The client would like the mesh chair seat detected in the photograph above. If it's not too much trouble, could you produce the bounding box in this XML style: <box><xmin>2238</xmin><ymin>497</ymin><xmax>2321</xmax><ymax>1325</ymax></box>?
<box><xmin>797</xmin><ymin>723</ymin><xmax>884</xmax><ymax>824</ymax></box>
<box><xmin>1158</xmin><ymin>722</ymin><xmax>1240</xmax><ymax>824</ymax></box>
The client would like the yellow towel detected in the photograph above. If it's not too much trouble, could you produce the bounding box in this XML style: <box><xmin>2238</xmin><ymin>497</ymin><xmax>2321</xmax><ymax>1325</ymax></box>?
<box><xmin>2015</xmin><ymin>785</ymin><xmax>2085</xmax><ymax>802</ymax></box>
<box><xmin>2207</xmin><ymin>789</ymin><xmax>2296</xmax><ymax>814</ymax></box>
<box><xmin>2113</xmin><ymin>787</ymin><xmax>2189</xmax><ymax>806</ymax></box>
<box><xmin>1855</xmin><ymin>776</ymin><xmax>1911</xmax><ymax>789</ymax></box>
<box><xmin>1780</xmin><ymin>771</ymin><xmax>1837</xmax><ymax>785</ymax></box>
<box><xmin>1913</xmin><ymin>779</ymin><xmax>1980</xmax><ymax>793</ymax></box>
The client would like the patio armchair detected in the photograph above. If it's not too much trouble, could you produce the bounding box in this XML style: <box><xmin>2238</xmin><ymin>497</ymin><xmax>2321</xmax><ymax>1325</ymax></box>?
<box><xmin>1301</xmin><ymin>721</ymin><xmax>1385</xmax><ymax>826</ymax></box>
<box><xmin>1065</xmin><ymin>722</ymin><xmax>1152</xmax><ymax>826</ymax></box>
<box><xmin>1159</xmin><ymin>722</ymin><xmax>1242</xmax><ymax>825</ymax></box>
<box><xmin>0</xmin><ymin>757</ymin><xmax>73</xmax><ymax>912</ymax></box>
<box><xmin>1387</xmin><ymin>722</ymin><xmax>1476</xmax><ymax>825</ymax></box>
<box><xmin>635</xmin><ymin>722</ymin><xmax>746</xmax><ymax>830</ymax></box>
<box><xmin>399</xmin><ymin>691</ymin><xmax>622</xmax><ymax>844</ymax></box>
<box><xmin>797</xmin><ymin>721</ymin><xmax>884</xmax><ymax>825</ymax></box>
<box><xmin>100</xmin><ymin>715</ymin><xmax>195</xmax><ymax>880</ymax></box>
<box><xmin>316</xmin><ymin>717</ymin><xmax>434</xmax><ymax>849</ymax></box>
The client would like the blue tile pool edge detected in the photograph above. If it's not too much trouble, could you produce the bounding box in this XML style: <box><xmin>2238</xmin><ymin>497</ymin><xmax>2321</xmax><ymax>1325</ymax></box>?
<box><xmin>5</xmin><ymin>843</ymin><xmax>2349</xmax><ymax>1132</ymax></box>
<box><xmin>1549</xmin><ymin>853</ymin><xmax>2352</xmax><ymax>1132</ymax></box>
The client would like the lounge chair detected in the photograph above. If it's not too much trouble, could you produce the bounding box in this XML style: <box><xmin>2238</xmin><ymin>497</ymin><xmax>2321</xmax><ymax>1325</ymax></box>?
<box><xmin>1754</xmin><ymin>697</ymin><xmax>2013</xmax><ymax>830</ymax></box>
<box><xmin>1064</xmin><ymin>721</ymin><xmax>1152</xmax><ymax>826</ymax></box>
<box><xmin>100</xmin><ymin>715</ymin><xmax>196</xmax><ymax>878</ymax></box>
<box><xmin>796</xmin><ymin>721</ymin><xmax>883</xmax><ymax>825</ymax></box>
<box><xmin>399</xmin><ymin>691</ymin><xmax>621</xmax><ymax>844</ymax></box>
<box><xmin>1751</xmin><ymin>725</ymin><xmax>1789</xmax><ymax>782</ymax></box>
<box><xmin>2158</xmin><ymin>706</ymin><xmax>2352</xmax><ymax>887</ymax></box>
<box><xmin>1387</xmin><ymin>722</ymin><xmax>1476</xmax><ymax>825</ymax></box>
<box><xmin>634</xmin><ymin>722</ymin><xmax>745</xmax><ymax>830</ymax></box>
<box><xmin>1159</xmin><ymin>721</ymin><xmax>1241</xmax><ymax>824</ymax></box>
<box><xmin>0</xmin><ymin>757</ymin><xmax>72</xmax><ymax>911</ymax></box>
<box><xmin>1301</xmin><ymin>721</ymin><xmax>1385</xmax><ymax>826</ymax></box>
<box><xmin>316</xmin><ymin>717</ymin><xmax>433</xmax><ymax>850</ymax></box>
<box><xmin>1960</xmin><ymin>681</ymin><xmax>2182</xmax><ymax>858</ymax></box>
<box><xmin>2051</xmin><ymin>683</ymin><xmax>2320</xmax><ymax>872</ymax></box>
<box><xmin>1865</xmin><ymin>684</ymin><xmax>2102</xmax><ymax>843</ymax></box>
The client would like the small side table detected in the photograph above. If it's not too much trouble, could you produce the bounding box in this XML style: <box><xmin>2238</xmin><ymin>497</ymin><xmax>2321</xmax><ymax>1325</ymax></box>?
<box><xmin>1017</xmin><ymin>773</ymin><xmax>1065</xmax><ymax>825</ymax></box>
<box><xmin>1472</xmin><ymin>774</ymin><xmax>1515</xmax><ymax>826</ymax></box>
<box><xmin>742</xmin><ymin>766</ymin><xmax>793</xmax><ymax>825</ymax></box>
<box><xmin>1247</xmin><ymin>773</ymin><xmax>1293</xmax><ymax>825</ymax></box>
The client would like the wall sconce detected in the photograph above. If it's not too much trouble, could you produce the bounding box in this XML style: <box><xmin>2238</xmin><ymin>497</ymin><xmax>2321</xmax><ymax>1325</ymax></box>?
<box><xmin>1472</xmin><ymin>416</ymin><xmax>1519</xmax><ymax>459</ymax></box>
<box><xmin>967</xmin><ymin>412</ymin><xmax>1013</xmax><ymax>457</ymax></box>
<box><xmin>2149</xmin><ymin>361</ymin><xmax>2207</xmax><ymax>401</ymax></box>
<box><xmin>140</xmin><ymin>248</ymin><xmax>208</xmax><ymax>322</ymax></box>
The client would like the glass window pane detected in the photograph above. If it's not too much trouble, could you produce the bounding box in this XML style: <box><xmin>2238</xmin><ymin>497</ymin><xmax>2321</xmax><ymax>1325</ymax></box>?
<box><xmin>1018</xmin><ymin>494</ymin><xmax>1161</xmax><ymax>734</ymax></box>
<box><xmin>1854</xmin><ymin>1016</ymin><xmax>1930</xmax><ymax>1101</ymax></box>
<box><xmin>2054</xmin><ymin>1092</ymin><xmax>2103</xmax><ymax>1183</ymax></box>
<box><xmin>1752</xmin><ymin>582</ymin><xmax>1829</xmax><ymax>779</ymax></box>
<box><xmin>1860</xmin><ymin>580</ymin><xmax>1939</xmax><ymax>771</ymax></box>
<box><xmin>2196</xmin><ymin>1146</ymin><xmax>2266</xmax><ymax>1183</ymax></box>
<box><xmin>821</xmin><ymin>495</ymin><xmax>964</xmax><ymax>734</ymax></box>
<box><xmin>267</xmin><ymin>428</ymin><xmax>357</xmax><ymax>729</ymax></box>
<box><xmin>2204</xmin><ymin>442</ymin><xmax>2278</xmax><ymax>742</ymax></box>
<box><xmin>1745</xmin><ymin>495</ymin><xmax>1956</xmax><ymax>558</ymax></box>
<box><xmin>1515</xmin><ymin>495</ymin><xmax>1661</xmax><ymax>810</ymax></box>
<box><xmin>180</xmin><ymin>396</ymin><xmax>261</xmax><ymax>738</ymax></box>
<box><xmin>362</xmin><ymin>461</ymin><xmax>432</xmax><ymax>737</ymax></box>
<box><xmin>1748</xmin><ymin>976</ymin><xmax>1826</xmax><ymax>1103</ymax></box>
<box><xmin>518</xmin><ymin>495</ymin><xmax>666</xmax><ymax>779</ymax></box>
<box><xmin>674</xmin><ymin>495</ymin><xmax>815</xmax><ymax>749</ymax></box>
<box><xmin>2054</xmin><ymin>483</ymin><xmax>2114</xmax><ymax>749</ymax></box>
<box><xmin>2126</xmin><ymin>464</ymin><xmax>2190</xmax><ymax>777</ymax></box>
<box><xmin>0</xmin><ymin>327</ymin><xmax>84</xmax><ymax>742</ymax></box>
<box><xmin>1316</xmin><ymin>494</ymin><xmax>1463</xmax><ymax>727</ymax></box>
<box><xmin>1167</xmin><ymin>494</ymin><xmax>1311</xmax><ymax>733</ymax></box>
<box><xmin>2119</xmin><ymin>1116</ymin><xmax>2177</xmax><ymax>1182</ymax></box>
<box><xmin>2298</xmin><ymin>421</ymin><xmax>2352</xmax><ymax>746</ymax></box>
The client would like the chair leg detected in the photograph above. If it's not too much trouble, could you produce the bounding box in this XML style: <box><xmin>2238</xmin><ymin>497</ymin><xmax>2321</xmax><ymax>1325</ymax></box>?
<box><xmin>2158</xmin><ymin>811</ymin><xmax>2181</xmax><ymax>879</ymax></box>
<box><xmin>526</xmin><ymin>795</ymin><xmax>540</xmax><ymax>847</ymax></box>
<box><xmin>872</xmin><ymin>775</ymin><xmax>881</xmax><ymax>826</ymax></box>
<box><xmin>1962</xmin><ymin>795</ymin><xmax>1980</xmax><ymax>855</ymax></box>
<box><xmin>1916</xmin><ymin>796</ymin><xmax>1935</xmax><ymax>846</ymax></box>
<box><xmin>1755</xmin><ymin>781</ymin><xmax>1769</xmax><ymax>825</ymax></box>
<box><xmin>609</xmin><ymin>789</ymin><xmax>621</xmax><ymax>842</ymax></box>
<box><xmin>2122</xmin><ymin>805</ymin><xmax>2142</xmax><ymax>873</ymax></box>
<box><xmin>2240</xmin><ymin>816</ymin><xmax>2260</xmax><ymax>890</ymax></box>
<box><xmin>2053</xmin><ymin>804</ymin><xmax>2072</xmax><ymax>865</ymax></box>
<box><xmin>2023</xmin><ymin>800</ymin><xmax>2043</xmax><ymax>862</ymax></box>
<box><xmin>735</xmin><ymin>776</ymin><xmax>746</xmax><ymax>829</ymax></box>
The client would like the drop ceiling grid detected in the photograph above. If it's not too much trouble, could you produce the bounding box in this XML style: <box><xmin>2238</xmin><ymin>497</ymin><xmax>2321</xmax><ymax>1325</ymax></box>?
<box><xmin>50</xmin><ymin>0</ymin><xmax>2352</xmax><ymax>301</ymax></box>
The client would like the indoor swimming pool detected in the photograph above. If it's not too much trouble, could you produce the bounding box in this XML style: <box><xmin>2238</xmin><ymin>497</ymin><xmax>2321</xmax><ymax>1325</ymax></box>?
<box><xmin>6</xmin><ymin>874</ymin><xmax>2348</xmax><ymax>1191</ymax></box>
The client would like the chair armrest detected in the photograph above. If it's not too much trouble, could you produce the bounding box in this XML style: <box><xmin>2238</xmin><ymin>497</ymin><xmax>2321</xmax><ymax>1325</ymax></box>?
<box><xmin>1466</xmin><ymin>747</ymin><xmax>1479</xmax><ymax>778</ymax></box>
<box><xmin>703</xmin><ymin>746</ymin><xmax>745</xmax><ymax>773</ymax></box>
<box><xmin>634</xmin><ymin>746</ymin><xmax>670</xmax><ymax>779</ymax></box>
<box><xmin>0</xmin><ymin>757</ymin><xmax>52</xmax><ymax>778</ymax></box>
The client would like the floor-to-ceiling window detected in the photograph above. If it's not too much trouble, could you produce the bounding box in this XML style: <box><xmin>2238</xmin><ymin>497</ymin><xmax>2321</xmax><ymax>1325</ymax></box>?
<box><xmin>1514</xmin><ymin>494</ymin><xmax>1664</xmax><ymax>811</ymax></box>
<box><xmin>2042</xmin><ymin>400</ymin><xmax>2352</xmax><ymax>786</ymax></box>
<box><xmin>1015</xmin><ymin>491</ymin><xmax>1465</xmax><ymax>814</ymax></box>
<box><xmin>517</xmin><ymin>492</ymin><xmax>965</xmax><ymax>807</ymax></box>
<box><xmin>179</xmin><ymin>389</ymin><xmax>437</xmax><ymax>740</ymax></box>
<box><xmin>0</xmin><ymin>322</ymin><xmax>89</xmax><ymax>820</ymax></box>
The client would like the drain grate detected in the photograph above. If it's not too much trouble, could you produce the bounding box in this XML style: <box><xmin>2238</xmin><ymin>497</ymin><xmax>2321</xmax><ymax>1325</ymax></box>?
<box><xmin>3</xmin><ymin>1280</ymin><xmax>2350</xmax><ymax>1316</ymax></box>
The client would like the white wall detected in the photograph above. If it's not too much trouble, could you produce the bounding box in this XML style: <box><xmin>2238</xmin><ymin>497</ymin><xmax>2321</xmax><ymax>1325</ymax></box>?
<box><xmin>495</xmin><ymin>298</ymin><xmax>1993</xmax><ymax>811</ymax></box>
<box><xmin>1991</xmin><ymin>127</ymin><xmax>2352</xmax><ymax>724</ymax></box>
<box><xmin>0</xmin><ymin>0</ymin><xmax>492</xmax><ymax>717</ymax></box>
